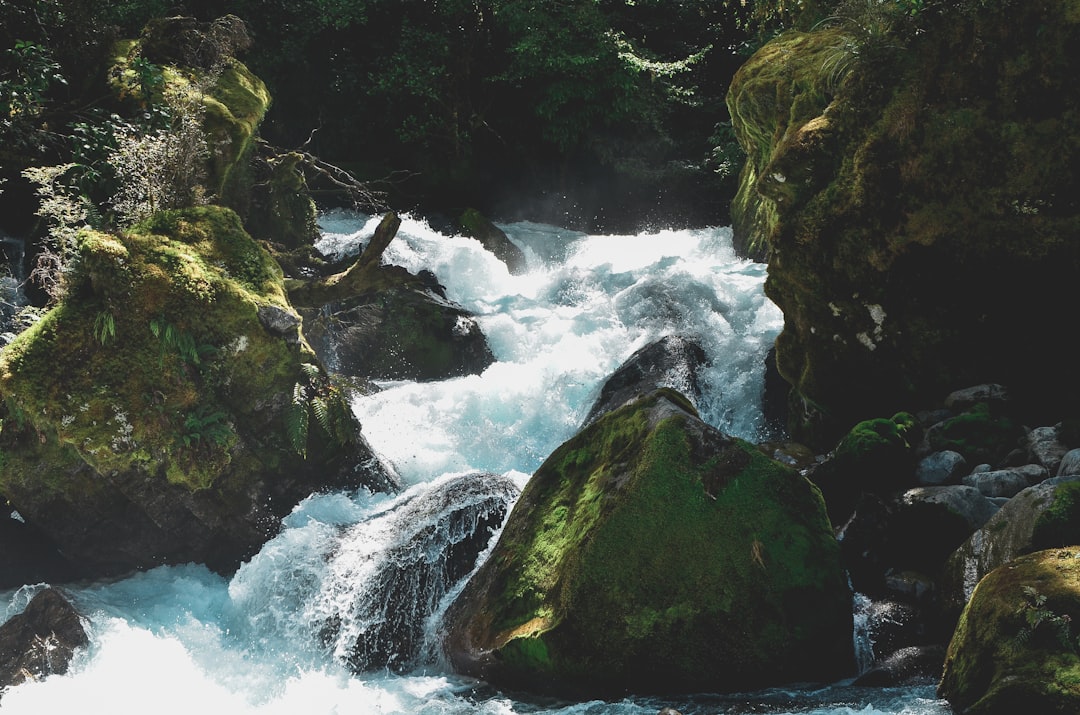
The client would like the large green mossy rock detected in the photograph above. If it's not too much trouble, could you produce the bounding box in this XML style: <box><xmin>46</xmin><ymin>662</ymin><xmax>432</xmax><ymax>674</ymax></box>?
<box><xmin>939</xmin><ymin>548</ymin><xmax>1080</xmax><ymax>714</ymax></box>
<box><xmin>728</xmin><ymin>0</ymin><xmax>1080</xmax><ymax>447</ymax></box>
<box><xmin>443</xmin><ymin>389</ymin><xmax>853</xmax><ymax>697</ymax></box>
<box><xmin>0</xmin><ymin>206</ymin><xmax>395</xmax><ymax>576</ymax></box>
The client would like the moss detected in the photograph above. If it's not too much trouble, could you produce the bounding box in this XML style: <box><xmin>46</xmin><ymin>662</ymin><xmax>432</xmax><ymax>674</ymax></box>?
<box><xmin>930</xmin><ymin>402</ymin><xmax>1024</xmax><ymax>466</ymax></box>
<box><xmin>940</xmin><ymin>548</ymin><xmax>1080</xmax><ymax>714</ymax></box>
<box><xmin>448</xmin><ymin>390</ymin><xmax>851</xmax><ymax>695</ymax></box>
<box><xmin>1032</xmin><ymin>482</ymin><xmax>1080</xmax><ymax>551</ymax></box>
<box><xmin>0</xmin><ymin>206</ymin><xmax>299</xmax><ymax>495</ymax></box>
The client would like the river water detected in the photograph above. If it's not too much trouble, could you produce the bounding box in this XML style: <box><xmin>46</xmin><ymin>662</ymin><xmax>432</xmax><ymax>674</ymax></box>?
<box><xmin>0</xmin><ymin>213</ymin><xmax>952</xmax><ymax>714</ymax></box>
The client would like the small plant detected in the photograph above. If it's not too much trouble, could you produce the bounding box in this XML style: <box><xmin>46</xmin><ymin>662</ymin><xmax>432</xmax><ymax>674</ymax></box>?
<box><xmin>1013</xmin><ymin>585</ymin><xmax>1079</xmax><ymax>652</ymax></box>
<box><xmin>285</xmin><ymin>362</ymin><xmax>357</xmax><ymax>458</ymax></box>
<box><xmin>179</xmin><ymin>406</ymin><xmax>231</xmax><ymax>448</ymax></box>
<box><xmin>93</xmin><ymin>310</ymin><xmax>116</xmax><ymax>345</ymax></box>
<box><xmin>21</xmin><ymin>163</ymin><xmax>92</xmax><ymax>303</ymax></box>
<box><xmin>149</xmin><ymin>318</ymin><xmax>217</xmax><ymax>366</ymax></box>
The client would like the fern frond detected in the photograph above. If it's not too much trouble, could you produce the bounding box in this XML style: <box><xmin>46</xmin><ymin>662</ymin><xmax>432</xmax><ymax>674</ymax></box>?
<box><xmin>286</xmin><ymin>382</ymin><xmax>310</xmax><ymax>458</ymax></box>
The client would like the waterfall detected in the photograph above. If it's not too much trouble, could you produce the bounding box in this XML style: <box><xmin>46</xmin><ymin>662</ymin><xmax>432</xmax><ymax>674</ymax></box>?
<box><xmin>1</xmin><ymin>233</ymin><xmax>27</xmax><ymax>342</ymax></box>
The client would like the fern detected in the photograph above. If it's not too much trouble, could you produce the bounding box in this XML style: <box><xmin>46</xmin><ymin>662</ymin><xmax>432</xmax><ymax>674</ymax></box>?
<box><xmin>286</xmin><ymin>382</ymin><xmax>310</xmax><ymax>457</ymax></box>
<box><xmin>150</xmin><ymin>317</ymin><xmax>216</xmax><ymax>366</ymax></box>
<box><xmin>93</xmin><ymin>310</ymin><xmax>116</xmax><ymax>345</ymax></box>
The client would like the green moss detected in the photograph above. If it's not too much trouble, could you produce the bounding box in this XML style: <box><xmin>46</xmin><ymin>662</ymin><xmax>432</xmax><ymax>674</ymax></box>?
<box><xmin>0</xmin><ymin>206</ymin><xmax>299</xmax><ymax>495</ymax></box>
<box><xmin>454</xmin><ymin>390</ymin><xmax>851</xmax><ymax>693</ymax></box>
<box><xmin>930</xmin><ymin>403</ymin><xmax>1024</xmax><ymax>465</ymax></box>
<box><xmin>940</xmin><ymin>548</ymin><xmax>1080</xmax><ymax>714</ymax></box>
<box><xmin>1032</xmin><ymin>482</ymin><xmax>1080</xmax><ymax>551</ymax></box>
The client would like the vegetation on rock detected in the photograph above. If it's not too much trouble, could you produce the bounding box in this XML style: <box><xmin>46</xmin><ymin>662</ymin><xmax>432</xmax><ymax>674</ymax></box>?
<box><xmin>940</xmin><ymin>548</ymin><xmax>1080</xmax><ymax>714</ymax></box>
<box><xmin>444</xmin><ymin>388</ymin><xmax>852</xmax><ymax>696</ymax></box>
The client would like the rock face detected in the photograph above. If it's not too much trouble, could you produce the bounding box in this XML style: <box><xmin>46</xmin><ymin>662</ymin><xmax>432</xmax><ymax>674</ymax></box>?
<box><xmin>0</xmin><ymin>588</ymin><xmax>88</xmax><ymax>692</ymax></box>
<box><xmin>0</xmin><ymin>207</ymin><xmax>396</xmax><ymax>577</ymax></box>
<box><xmin>443</xmin><ymin>388</ymin><xmax>852</xmax><ymax>697</ymax></box>
<box><xmin>939</xmin><ymin>548</ymin><xmax>1080</xmax><ymax>714</ymax></box>
<box><xmin>728</xmin><ymin>1</ymin><xmax>1080</xmax><ymax>446</ymax></box>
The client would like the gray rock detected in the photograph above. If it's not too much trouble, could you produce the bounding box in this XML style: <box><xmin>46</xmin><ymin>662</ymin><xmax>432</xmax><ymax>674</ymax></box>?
<box><xmin>257</xmin><ymin>304</ymin><xmax>301</xmax><ymax>342</ymax></box>
<box><xmin>940</xmin><ymin>475</ymin><xmax>1080</xmax><ymax>614</ymax></box>
<box><xmin>1027</xmin><ymin>424</ymin><xmax>1069</xmax><ymax>477</ymax></box>
<box><xmin>901</xmin><ymin>486</ymin><xmax>999</xmax><ymax>533</ymax></box>
<box><xmin>1057</xmin><ymin>448</ymin><xmax>1080</xmax><ymax>477</ymax></box>
<box><xmin>916</xmin><ymin>450</ymin><xmax>967</xmax><ymax>486</ymax></box>
<box><xmin>962</xmin><ymin>464</ymin><xmax>1047</xmax><ymax>498</ymax></box>
<box><xmin>943</xmin><ymin>384</ymin><xmax>1009</xmax><ymax>412</ymax></box>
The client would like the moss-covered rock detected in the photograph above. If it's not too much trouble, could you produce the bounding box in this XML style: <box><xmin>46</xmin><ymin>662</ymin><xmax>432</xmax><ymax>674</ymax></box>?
<box><xmin>939</xmin><ymin>547</ymin><xmax>1080</xmax><ymax>714</ymax></box>
<box><xmin>728</xmin><ymin>0</ymin><xmax>1080</xmax><ymax>447</ymax></box>
<box><xmin>108</xmin><ymin>24</ymin><xmax>270</xmax><ymax>199</ymax></box>
<box><xmin>0</xmin><ymin>206</ymin><xmax>395</xmax><ymax>576</ymax></box>
<box><xmin>443</xmin><ymin>388</ymin><xmax>852</xmax><ymax>697</ymax></box>
<box><xmin>924</xmin><ymin>402</ymin><xmax>1025</xmax><ymax>467</ymax></box>
<box><xmin>808</xmin><ymin>412</ymin><xmax>917</xmax><ymax>524</ymax></box>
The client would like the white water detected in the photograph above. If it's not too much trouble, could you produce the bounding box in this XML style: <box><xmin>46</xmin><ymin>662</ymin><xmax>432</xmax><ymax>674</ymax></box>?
<box><xmin>0</xmin><ymin>213</ymin><xmax>951</xmax><ymax>714</ymax></box>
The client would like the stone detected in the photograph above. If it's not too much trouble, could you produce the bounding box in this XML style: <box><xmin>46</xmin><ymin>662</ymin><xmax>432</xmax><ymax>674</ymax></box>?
<box><xmin>941</xmin><ymin>476</ymin><xmax>1080</xmax><ymax>616</ymax></box>
<box><xmin>944</xmin><ymin>384</ymin><xmax>1010</xmax><ymax>413</ymax></box>
<box><xmin>962</xmin><ymin>464</ymin><xmax>1047</xmax><ymax>499</ymax></box>
<box><xmin>939</xmin><ymin>548</ymin><xmax>1080</xmax><ymax>714</ymax></box>
<box><xmin>1058</xmin><ymin>448</ymin><xmax>1080</xmax><ymax>477</ymax></box>
<box><xmin>458</xmin><ymin>208</ymin><xmax>527</xmax><ymax>275</ymax></box>
<box><xmin>0</xmin><ymin>207</ymin><xmax>398</xmax><ymax>578</ymax></box>
<box><xmin>915</xmin><ymin>450</ymin><xmax>967</xmax><ymax>486</ymax></box>
<box><xmin>581</xmin><ymin>335</ymin><xmax>708</xmax><ymax>427</ymax></box>
<box><xmin>1027</xmin><ymin>424</ymin><xmax>1070</xmax><ymax>477</ymax></box>
<box><xmin>0</xmin><ymin>588</ymin><xmax>88</xmax><ymax>691</ymax></box>
<box><xmin>443</xmin><ymin>389</ymin><xmax>853</xmax><ymax>697</ymax></box>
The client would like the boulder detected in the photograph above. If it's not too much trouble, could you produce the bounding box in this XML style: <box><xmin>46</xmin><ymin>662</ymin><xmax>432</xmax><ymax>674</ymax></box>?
<box><xmin>289</xmin><ymin>212</ymin><xmax>495</xmax><ymax>381</ymax></box>
<box><xmin>728</xmin><ymin>1</ymin><xmax>1080</xmax><ymax>447</ymax></box>
<box><xmin>916</xmin><ymin>450</ymin><xmax>967</xmax><ymax>486</ymax></box>
<box><xmin>962</xmin><ymin>465</ymin><xmax>1047</xmax><ymax>499</ymax></box>
<box><xmin>853</xmin><ymin>645</ymin><xmax>946</xmax><ymax>687</ymax></box>
<box><xmin>1027</xmin><ymin>425</ymin><xmax>1070</xmax><ymax>478</ymax></box>
<box><xmin>0</xmin><ymin>588</ymin><xmax>88</xmax><ymax>691</ymax></box>
<box><xmin>1059</xmin><ymin>449</ymin><xmax>1080</xmax><ymax>477</ymax></box>
<box><xmin>0</xmin><ymin>206</ymin><xmax>397</xmax><ymax>577</ymax></box>
<box><xmin>939</xmin><ymin>548</ymin><xmax>1080</xmax><ymax>714</ymax></box>
<box><xmin>941</xmin><ymin>476</ymin><xmax>1080</xmax><ymax>616</ymax></box>
<box><xmin>582</xmin><ymin>335</ymin><xmax>708</xmax><ymax>427</ymax></box>
<box><xmin>918</xmin><ymin>403</ymin><xmax>1025</xmax><ymax>467</ymax></box>
<box><xmin>0</xmin><ymin>509</ymin><xmax>74</xmax><ymax>589</ymax></box>
<box><xmin>316</xmin><ymin>473</ymin><xmax>520</xmax><ymax>674</ymax></box>
<box><xmin>806</xmin><ymin>412</ymin><xmax>917</xmax><ymax>525</ymax></box>
<box><xmin>443</xmin><ymin>388</ymin><xmax>853</xmax><ymax>697</ymax></box>
<box><xmin>458</xmin><ymin>208</ymin><xmax>527</xmax><ymax>275</ymax></box>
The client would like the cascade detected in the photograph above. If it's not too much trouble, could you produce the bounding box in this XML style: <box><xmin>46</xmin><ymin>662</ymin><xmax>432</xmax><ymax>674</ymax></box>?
<box><xmin>0</xmin><ymin>213</ymin><xmax>953</xmax><ymax>714</ymax></box>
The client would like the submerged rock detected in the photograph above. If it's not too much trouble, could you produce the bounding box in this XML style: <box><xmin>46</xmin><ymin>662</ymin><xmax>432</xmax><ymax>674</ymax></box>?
<box><xmin>317</xmin><ymin>472</ymin><xmax>519</xmax><ymax>673</ymax></box>
<box><xmin>443</xmin><ymin>388</ymin><xmax>852</xmax><ymax>697</ymax></box>
<box><xmin>939</xmin><ymin>548</ymin><xmax>1080</xmax><ymax>714</ymax></box>
<box><xmin>0</xmin><ymin>206</ymin><xmax>396</xmax><ymax>577</ymax></box>
<box><xmin>0</xmin><ymin>588</ymin><xmax>88</xmax><ymax>692</ymax></box>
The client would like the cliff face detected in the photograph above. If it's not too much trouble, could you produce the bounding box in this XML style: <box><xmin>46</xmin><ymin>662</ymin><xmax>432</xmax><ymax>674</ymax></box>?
<box><xmin>729</xmin><ymin>0</ymin><xmax>1080</xmax><ymax>447</ymax></box>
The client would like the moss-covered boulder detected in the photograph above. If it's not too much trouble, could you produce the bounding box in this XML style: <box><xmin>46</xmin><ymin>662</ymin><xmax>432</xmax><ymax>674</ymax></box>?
<box><xmin>728</xmin><ymin>0</ymin><xmax>1080</xmax><ymax>447</ymax></box>
<box><xmin>443</xmin><ymin>388</ymin><xmax>852</xmax><ymax>697</ymax></box>
<box><xmin>941</xmin><ymin>477</ymin><xmax>1080</xmax><ymax>617</ymax></box>
<box><xmin>807</xmin><ymin>412</ymin><xmax>917</xmax><ymax>525</ymax></box>
<box><xmin>939</xmin><ymin>548</ymin><xmax>1080</xmax><ymax>714</ymax></box>
<box><xmin>0</xmin><ymin>206</ymin><xmax>396</xmax><ymax>577</ymax></box>
<box><xmin>108</xmin><ymin>19</ymin><xmax>270</xmax><ymax>200</ymax></box>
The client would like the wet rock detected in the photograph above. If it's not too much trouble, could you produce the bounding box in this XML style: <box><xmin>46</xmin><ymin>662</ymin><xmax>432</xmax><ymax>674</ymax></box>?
<box><xmin>0</xmin><ymin>588</ymin><xmax>88</xmax><ymax>691</ymax></box>
<box><xmin>582</xmin><ymin>335</ymin><xmax>707</xmax><ymax>427</ymax></box>
<box><xmin>444</xmin><ymin>389</ymin><xmax>852</xmax><ymax>697</ymax></box>
<box><xmin>458</xmin><ymin>208</ymin><xmax>527</xmax><ymax>275</ymax></box>
<box><xmin>962</xmin><ymin>464</ymin><xmax>1047</xmax><ymax>499</ymax></box>
<box><xmin>854</xmin><ymin>645</ymin><xmax>946</xmax><ymax>687</ymax></box>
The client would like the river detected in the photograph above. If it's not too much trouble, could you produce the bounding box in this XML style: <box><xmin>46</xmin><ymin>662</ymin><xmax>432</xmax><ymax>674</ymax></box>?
<box><xmin>0</xmin><ymin>212</ymin><xmax>952</xmax><ymax>714</ymax></box>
